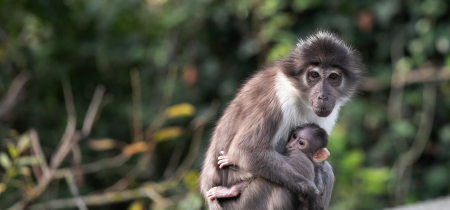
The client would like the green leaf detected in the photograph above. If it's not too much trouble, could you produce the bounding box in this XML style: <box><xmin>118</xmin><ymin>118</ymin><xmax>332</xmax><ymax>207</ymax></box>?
<box><xmin>340</xmin><ymin>150</ymin><xmax>365</xmax><ymax>172</ymax></box>
<box><xmin>328</xmin><ymin>124</ymin><xmax>348</xmax><ymax>153</ymax></box>
<box><xmin>357</xmin><ymin>167</ymin><xmax>390</xmax><ymax>194</ymax></box>
<box><xmin>0</xmin><ymin>153</ymin><xmax>12</xmax><ymax>169</ymax></box>
<box><xmin>15</xmin><ymin>156</ymin><xmax>43</xmax><ymax>166</ymax></box>
<box><xmin>392</xmin><ymin>120</ymin><xmax>415</xmax><ymax>138</ymax></box>
<box><xmin>183</xmin><ymin>170</ymin><xmax>199</xmax><ymax>191</ymax></box>
<box><xmin>424</xmin><ymin>166</ymin><xmax>449</xmax><ymax>190</ymax></box>
<box><xmin>17</xmin><ymin>135</ymin><xmax>31</xmax><ymax>154</ymax></box>
<box><xmin>292</xmin><ymin>0</ymin><xmax>322</xmax><ymax>12</ymax></box>
<box><xmin>177</xmin><ymin>192</ymin><xmax>202</xmax><ymax>210</ymax></box>
<box><xmin>438</xmin><ymin>125</ymin><xmax>450</xmax><ymax>144</ymax></box>
<box><xmin>395</xmin><ymin>57</ymin><xmax>413</xmax><ymax>73</ymax></box>
<box><xmin>7</xmin><ymin>143</ymin><xmax>18</xmax><ymax>159</ymax></box>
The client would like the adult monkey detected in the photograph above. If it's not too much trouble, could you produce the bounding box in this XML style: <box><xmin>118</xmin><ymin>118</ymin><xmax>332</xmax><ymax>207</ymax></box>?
<box><xmin>199</xmin><ymin>31</ymin><xmax>365</xmax><ymax>210</ymax></box>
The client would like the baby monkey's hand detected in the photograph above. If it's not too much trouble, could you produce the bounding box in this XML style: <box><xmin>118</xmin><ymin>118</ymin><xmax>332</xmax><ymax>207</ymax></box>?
<box><xmin>218</xmin><ymin>151</ymin><xmax>233</xmax><ymax>169</ymax></box>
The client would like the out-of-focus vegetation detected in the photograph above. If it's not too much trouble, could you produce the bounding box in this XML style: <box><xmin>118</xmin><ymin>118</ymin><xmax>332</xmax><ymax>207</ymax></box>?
<box><xmin>1</xmin><ymin>0</ymin><xmax>450</xmax><ymax>209</ymax></box>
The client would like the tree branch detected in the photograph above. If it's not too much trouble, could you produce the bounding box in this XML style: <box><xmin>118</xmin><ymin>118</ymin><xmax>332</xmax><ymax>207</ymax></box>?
<box><xmin>0</xmin><ymin>71</ymin><xmax>30</xmax><ymax>119</ymax></box>
<box><xmin>362</xmin><ymin>66</ymin><xmax>450</xmax><ymax>91</ymax></box>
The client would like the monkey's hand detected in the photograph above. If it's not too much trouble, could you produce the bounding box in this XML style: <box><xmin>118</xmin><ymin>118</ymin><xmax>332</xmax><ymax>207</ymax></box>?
<box><xmin>308</xmin><ymin>200</ymin><xmax>324</xmax><ymax>210</ymax></box>
<box><xmin>306</xmin><ymin>190</ymin><xmax>324</xmax><ymax>210</ymax></box>
<box><xmin>303</xmin><ymin>181</ymin><xmax>324</xmax><ymax>210</ymax></box>
<box><xmin>218</xmin><ymin>151</ymin><xmax>234</xmax><ymax>169</ymax></box>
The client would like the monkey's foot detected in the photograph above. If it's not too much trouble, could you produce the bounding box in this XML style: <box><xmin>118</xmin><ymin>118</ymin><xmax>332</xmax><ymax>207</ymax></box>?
<box><xmin>207</xmin><ymin>186</ymin><xmax>239</xmax><ymax>201</ymax></box>
<box><xmin>218</xmin><ymin>153</ymin><xmax>233</xmax><ymax>169</ymax></box>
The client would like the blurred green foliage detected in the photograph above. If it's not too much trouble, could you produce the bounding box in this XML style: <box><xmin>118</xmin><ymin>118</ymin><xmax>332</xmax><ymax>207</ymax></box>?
<box><xmin>1</xmin><ymin>0</ymin><xmax>450</xmax><ymax>209</ymax></box>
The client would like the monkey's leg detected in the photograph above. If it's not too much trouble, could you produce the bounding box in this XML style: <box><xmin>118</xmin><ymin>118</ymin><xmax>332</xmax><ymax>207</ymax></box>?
<box><xmin>206</xmin><ymin>181</ymin><xmax>248</xmax><ymax>201</ymax></box>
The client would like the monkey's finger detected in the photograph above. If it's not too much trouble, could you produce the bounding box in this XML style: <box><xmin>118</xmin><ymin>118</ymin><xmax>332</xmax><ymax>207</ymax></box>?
<box><xmin>218</xmin><ymin>159</ymin><xmax>227</xmax><ymax>164</ymax></box>
<box><xmin>219</xmin><ymin>163</ymin><xmax>229</xmax><ymax>169</ymax></box>
<box><xmin>218</xmin><ymin>155</ymin><xmax>228</xmax><ymax>160</ymax></box>
<box><xmin>218</xmin><ymin>160</ymin><xmax>229</xmax><ymax>165</ymax></box>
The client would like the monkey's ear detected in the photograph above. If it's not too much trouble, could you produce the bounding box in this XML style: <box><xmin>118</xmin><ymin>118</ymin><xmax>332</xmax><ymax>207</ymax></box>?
<box><xmin>312</xmin><ymin>148</ymin><xmax>330</xmax><ymax>162</ymax></box>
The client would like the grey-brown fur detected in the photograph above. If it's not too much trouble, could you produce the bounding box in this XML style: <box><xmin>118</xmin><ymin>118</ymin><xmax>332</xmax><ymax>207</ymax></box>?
<box><xmin>219</xmin><ymin>150</ymin><xmax>315</xmax><ymax>210</ymax></box>
<box><xmin>199</xmin><ymin>31</ymin><xmax>364</xmax><ymax>210</ymax></box>
<box><xmin>210</xmin><ymin>124</ymin><xmax>332</xmax><ymax>210</ymax></box>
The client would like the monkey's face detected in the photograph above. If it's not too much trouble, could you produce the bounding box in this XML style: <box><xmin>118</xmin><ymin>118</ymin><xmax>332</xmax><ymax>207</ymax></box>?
<box><xmin>287</xmin><ymin>130</ymin><xmax>308</xmax><ymax>152</ymax></box>
<box><xmin>282</xmin><ymin>32</ymin><xmax>365</xmax><ymax>117</ymax></box>
<box><xmin>304</xmin><ymin>65</ymin><xmax>342</xmax><ymax>117</ymax></box>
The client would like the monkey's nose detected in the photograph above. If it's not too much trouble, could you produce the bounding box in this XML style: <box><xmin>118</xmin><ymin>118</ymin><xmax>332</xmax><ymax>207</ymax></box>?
<box><xmin>318</xmin><ymin>95</ymin><xmax>328</xmax><ymax>100</ymax></box>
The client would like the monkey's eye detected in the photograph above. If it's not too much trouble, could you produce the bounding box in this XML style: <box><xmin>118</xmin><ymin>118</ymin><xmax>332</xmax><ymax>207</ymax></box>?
<box><xmin>293</xmin><ymin>134</ymin><xmax>297</xmax><ymax>139</ymax></box>
<box><xmin>310</xmin><ymin>71</ymin><xmax>320</xmax><ymax>78</ymax></box>
<box><xmin>329</xmin><ymin>73</ymin><xmax>338</xmax><ymax>79</ymax></box>
<box><xmin>299</xmin><ymin>140</ymin><xmax>304</xmax><ymax>146</ymax></box>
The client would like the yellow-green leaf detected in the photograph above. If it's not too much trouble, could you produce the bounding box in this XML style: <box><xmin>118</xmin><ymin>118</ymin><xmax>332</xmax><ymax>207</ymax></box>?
<box><xmin>154</xmin><ymin>127</ymin><xmax>183</xmax><ymax>142</ymax></box>
<box><xmin>165</xmin><ymin>103</ymin><xmax>195</xmax><ymax>118</ymax></box>
<box><xmin>19</xmin><ymin>167</ymin><xmax>31</xmax><ymax>176</ymax></box>
<box><xmin>0</xmin><ymin>152</ymin><xmax>12</xmax><ymax>169</ymax></box>
<box><xmin>6</xmin><ymin>168</ymin><xmax>18</xmax><ymax>178</ymax></box>
<box><xmin>88</xmin><ymin>138</ymin><xmax>117</xmax><ymax>151</ymax></box>
<box><xmin>183</xmin><ymin>170</ymin><xmax>199</xmax><ymax>191</ymax></box>
<box><xmin>17</xmin><ymin>135</ymin><xmax>31</xmax><ymax>154</ymax></box>
<box><xmin>128</xmin><ymin>201</ymin><xmax>143</xmax><ymax>210</ymax></box>
<box><xmin>7</xmin><ymin>143</ymin><xmax>18</xmax><ymax>159</ymax></box>
<box><xmin>123</xmin><ymin>142</ymin><xmax>148</xmax><ymax>156</ymax></box>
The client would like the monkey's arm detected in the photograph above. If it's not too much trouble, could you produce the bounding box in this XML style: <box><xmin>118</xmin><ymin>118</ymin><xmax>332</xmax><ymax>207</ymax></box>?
<box><xmin>314</xmin><ymin>161</ymin><xmax>335</xmax><ymax>209</ymax></box>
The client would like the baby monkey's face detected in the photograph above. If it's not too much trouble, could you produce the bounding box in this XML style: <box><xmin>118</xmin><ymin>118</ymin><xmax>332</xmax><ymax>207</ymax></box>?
<box><xmin>287</xmin><ymin>128</ymin><xmax>330</xmax><ymax>162</ymax></box>
<box><xmin>287</xmin><ymin>130</ymin><xmax>309</xmax><ymax>151</ymax></box>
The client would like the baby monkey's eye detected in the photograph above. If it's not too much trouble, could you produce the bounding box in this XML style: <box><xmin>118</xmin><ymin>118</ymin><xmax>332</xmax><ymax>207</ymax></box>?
<box><xmin>293</xmin><ymin>134</ymin><xmax>297</xmax><ymax>139</ymax></box>
<box><xmin>299</xmin><ymin>140</ymin><xmax>304</xmax><ymax>146</ymax></box>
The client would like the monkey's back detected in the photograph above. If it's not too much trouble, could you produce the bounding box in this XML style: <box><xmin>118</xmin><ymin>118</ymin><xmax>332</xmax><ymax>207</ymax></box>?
<box><xmin>200</xmin><ymin>68</ymin><xmax>281</xmax><ymax>180</ymax></box>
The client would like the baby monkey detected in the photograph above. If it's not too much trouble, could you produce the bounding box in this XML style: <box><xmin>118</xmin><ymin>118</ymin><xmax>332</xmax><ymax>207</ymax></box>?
<box><xmin>207</xmin><ymin>123</ymin><xmax>330</xmax><ymax>203</ymax></box>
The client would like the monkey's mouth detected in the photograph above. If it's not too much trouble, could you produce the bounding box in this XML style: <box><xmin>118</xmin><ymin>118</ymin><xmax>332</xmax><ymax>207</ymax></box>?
<box><xmin>311</xmin><ymin>99</ymin><xmax>335</xmax><ymax>117</ymax></box>
<box><xmin>313</xmin><ymin>107</ymin><xmax>332</xmax><ymax>117</ymax></box>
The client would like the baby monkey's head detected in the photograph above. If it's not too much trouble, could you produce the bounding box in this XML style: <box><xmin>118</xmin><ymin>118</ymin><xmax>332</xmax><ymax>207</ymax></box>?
<box><xmin>287</xmin><ymin>123</ymin><xmax>330</xmax><ymax>162</ymax></box>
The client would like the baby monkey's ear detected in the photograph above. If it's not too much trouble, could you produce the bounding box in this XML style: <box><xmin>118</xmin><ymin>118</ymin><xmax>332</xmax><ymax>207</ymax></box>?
<box><xmin>312</xmin><ymin>148</ymin><xmax>330</xmax><ymax>162</ymax></box>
